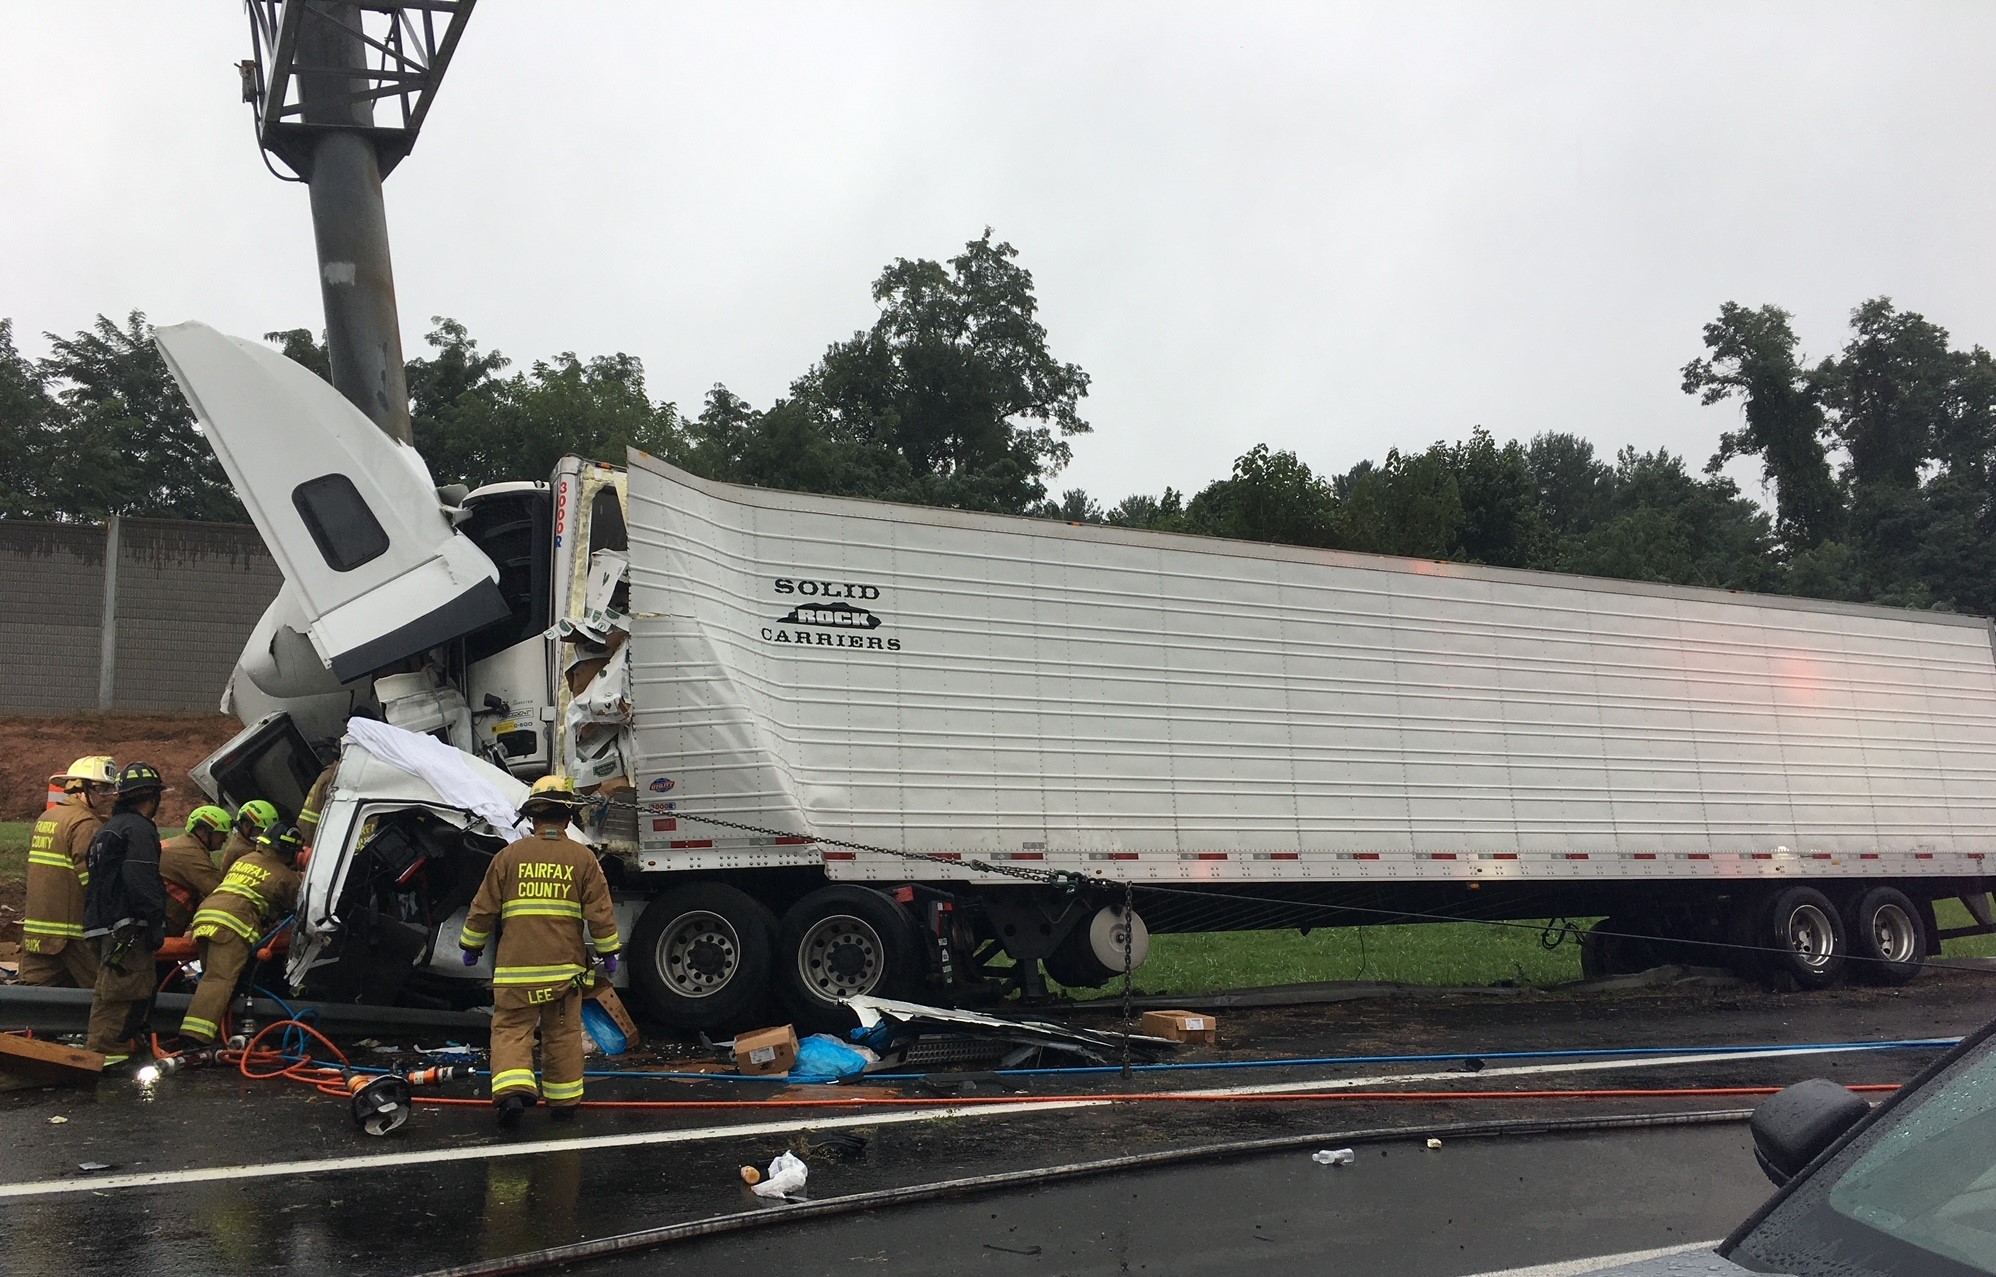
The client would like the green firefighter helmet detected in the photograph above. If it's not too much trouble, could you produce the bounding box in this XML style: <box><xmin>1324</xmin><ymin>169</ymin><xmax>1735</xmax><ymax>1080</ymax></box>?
<box><xmin>186</xmin><ymin>805</ymin><xmax>232</xmax><ymax>836</ymax></box>
<box><xmin>236</xmin><ymin>799</ymin><xmax>279</xmax><ymax>832</ymax></box>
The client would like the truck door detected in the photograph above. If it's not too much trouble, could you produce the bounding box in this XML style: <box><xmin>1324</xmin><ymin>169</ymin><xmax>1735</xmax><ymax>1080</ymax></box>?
<box><xmin>154</xmin><ymin>321</ymin><xmax>510</xmax><ymax>682</ymax></box>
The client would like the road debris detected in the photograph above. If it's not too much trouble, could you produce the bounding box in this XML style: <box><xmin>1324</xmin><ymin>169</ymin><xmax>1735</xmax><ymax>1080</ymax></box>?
<box><xmin>1311</xmin><ymin>1148</ymin><xmax>1356</xmax><ymax>1166</ymax></box>
<box><xmin>1426</xmin><ymin>1138</ymin><xmax>1444</xmax><ymax>1150</ymax></box>
<box><xmin>0</xmin><ymin>1033</ymin><xmax>104</xmax><ymax>1091</ymax></box>
<box><xmin>844</xmin><ymin>995</ymin><xmax>1176</xmax><ymax>1070</ymax></box>
<box><xmin>750</xmin><ymin>1150</ymin><xmax>809</xmax><ymax>1200</ymax></box>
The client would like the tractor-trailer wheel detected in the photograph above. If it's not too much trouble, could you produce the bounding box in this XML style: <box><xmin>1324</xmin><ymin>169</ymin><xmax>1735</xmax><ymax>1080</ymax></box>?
<box><xmin>629</xmin><ymin>882</ymin><xmax>778</xmax><ymax>1031</ymax></box>
<box><xmin>775</xmin><ymin>885</ymin><xmax>921</xmax><ymax>1030</ymax></box>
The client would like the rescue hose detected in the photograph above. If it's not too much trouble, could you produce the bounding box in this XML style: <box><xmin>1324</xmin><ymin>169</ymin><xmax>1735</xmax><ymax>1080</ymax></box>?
<box><xmin>575</xmin><ymin>1036</ymin><xmax>1956</xmax><ymax>1084</ymax></box>
<box><xmin>405</xmin><ymin>1106</ymin><xmax>1764</xmax><ymax>1277</ymax></box>
<box><xmin>209</xmin><ymin>1018</ymin><xmax>1900</xmax><ymax>1110</ymax></box>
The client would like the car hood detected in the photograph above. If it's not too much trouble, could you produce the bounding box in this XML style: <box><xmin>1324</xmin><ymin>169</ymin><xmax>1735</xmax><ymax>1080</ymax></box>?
<box><xmin>1464</xmin><ymin>1241</ymin><xmax>1764</xmax><ymax>1277</ymax></box>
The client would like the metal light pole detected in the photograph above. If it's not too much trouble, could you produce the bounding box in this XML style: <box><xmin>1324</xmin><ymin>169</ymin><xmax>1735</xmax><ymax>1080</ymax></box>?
<box><xmin>242</xmin><ymin>1</ymin><xmax>476</xmax><ymax>445</ymax></box>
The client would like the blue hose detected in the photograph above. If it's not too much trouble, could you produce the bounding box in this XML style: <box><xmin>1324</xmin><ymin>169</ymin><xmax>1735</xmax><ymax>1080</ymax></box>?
<box><xmin>569</xmin><ymin>1035</ymin><xmax>1957</xmax><ymax>1083</ymax></box>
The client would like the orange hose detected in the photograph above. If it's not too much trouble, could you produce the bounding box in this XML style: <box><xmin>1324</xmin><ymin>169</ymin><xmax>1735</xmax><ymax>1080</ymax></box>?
<box><xmin>196</xmin><ymin>1019</ymin><xmax>1905</xmax><ymax>1112</ymax></box>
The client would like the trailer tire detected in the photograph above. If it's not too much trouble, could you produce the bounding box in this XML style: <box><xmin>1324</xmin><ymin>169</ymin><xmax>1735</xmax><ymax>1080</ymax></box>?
<box><xmin>776</xmin><ymin>886</ymin><xmax>920</xmax><ymax>1029</ymax></box>
<box><xmin>1764</xmin><ymin>886</ymin><xmax>1847</xmax><ymax>990</ymax></box>
<box><xmin>1578</xmin><ymin>917</ymin><xmax>1667</xmax><ymax>978</ymax></box>
<box><xmin>1843</xmin><ymin>886</ymin><xmax>1926</xmax><ymax>986</ymax></box>
<box><xmin>628</xmin><ymin>883</ymin><xmax>777</xmax><ymax>1031</ymax></box>
<box><xmin>1043</xmin><ymin>905</ymin><xmax>1151</xmax><ymax>989</ymax></box>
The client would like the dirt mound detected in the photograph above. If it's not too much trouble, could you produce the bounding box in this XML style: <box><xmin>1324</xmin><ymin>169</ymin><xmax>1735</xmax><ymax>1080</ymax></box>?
<box><xmin>0</xmin><ymin>713</ymin><xmax>244</xmax><ymax>826</ymax></box>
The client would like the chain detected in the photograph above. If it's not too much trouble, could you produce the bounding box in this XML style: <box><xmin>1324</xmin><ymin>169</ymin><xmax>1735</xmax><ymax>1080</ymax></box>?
<box><xmin>1120</xmin><ymin>877</ymin><xmax>1135</xmax><ymax>1080</ymax></box>
<box><xmin>598</xmin><ymin>797</ymin><xmax>1106</xmax><ymax>894</ymax></box>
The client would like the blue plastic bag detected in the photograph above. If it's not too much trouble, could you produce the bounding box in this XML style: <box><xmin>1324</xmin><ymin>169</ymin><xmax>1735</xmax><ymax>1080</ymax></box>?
<box><xmin>788</xmin><ymin>1033</ymin><xmax>870</xmax><ymax>1084</ymax></box>
<box><xmin>581</xmin><ymin>1000</ymin><xmax>628</xmax><ymax>1056</ymax></box>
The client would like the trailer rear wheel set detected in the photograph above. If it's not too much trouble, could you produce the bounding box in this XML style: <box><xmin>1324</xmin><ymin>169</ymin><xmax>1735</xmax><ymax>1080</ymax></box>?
<box><xmin>1580</xmin><ymin>883</ymin><xmax>1937</xmax><ymax>989</ymax></box>
<box><xmin>623</xmin><ymin>882</ymin><xmax>1150</xmax><ymax>1031</ymax></box>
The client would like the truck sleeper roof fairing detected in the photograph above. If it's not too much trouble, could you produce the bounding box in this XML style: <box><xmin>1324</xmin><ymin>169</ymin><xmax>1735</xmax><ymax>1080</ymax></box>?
<box><xmin>154</xmin><ymin>321</ymin><xmax>509</xmax><ymax>682</ymax></box>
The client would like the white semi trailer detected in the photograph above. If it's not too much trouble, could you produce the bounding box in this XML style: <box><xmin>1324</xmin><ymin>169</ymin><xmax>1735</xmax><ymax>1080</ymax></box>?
<box><xmin>158</xmin><ymin>321</ymin><xmax>1996</xmax><ymax>1030</ymax></box>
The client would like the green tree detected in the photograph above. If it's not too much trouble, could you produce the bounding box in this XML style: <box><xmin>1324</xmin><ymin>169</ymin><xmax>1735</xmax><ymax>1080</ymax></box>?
<box><xmin>1331</xmin><ymin>448</ymin><xmax>1463</xmax><ymax>558</ymax></box>
<box><xmin>264</xmin><ymin>327</ymin><xmax>332</xmax><ymax>383</ymax></box>
<box><xmin>422</xmin><ymin>348</ymin><xmax>683</xmax><ymax>489</ymax></box>
<box><xmin>1561</xmin><ymin>448</ymin><xmax>1774</xmax><ymax>590</ymax></box>
<box><xmin>1035</xmin><ymin>489</ymin><xmax>1105</xmax><ymax>523</ymax></box>
<box><xmin>407</xmin><ymin>317</ymin><xmax>511</xmax><ymax>482</ymax></box>
<box><xmin>1525</xmin><ymin>432</ymin><xmax>1613</xmax><ymax>542</ymax></box>
<box><xmin>1682</xmin><ymin>303</ymin><xmax>1840</xmax><ymax>550</ymax></box>
<box><xmin>693</xmin><ymin>231</ymin><xmax>1091</xmax><ymax>514</ymax></box>
<box><xmin>37</xmin><ymin>312</ymin><xmax>241</xmax><ymax>521</ymax></box>
<box><xmin>1183</xmin><ymin>445</ymin><xmax>1338</xmax><ymax>547</ymax></box>
<box><xmin>0</xmin><ymin>319</ymin><xmax>65</xmax><ymax>518</ymax></box>
<box><xmin>1443</xmin><ymin>427</ymin><xmax>1544</xmax><ymax>567</ymax></box>
<box><xmin>1820</xmin><ymin>299</ymin><xmax>1954</xmax><ymax>493</ymax></box>
<box><xmin>1106</xmin><ymin>487</ymin><xmax>1187</xmax><ymax>532</ymax></box>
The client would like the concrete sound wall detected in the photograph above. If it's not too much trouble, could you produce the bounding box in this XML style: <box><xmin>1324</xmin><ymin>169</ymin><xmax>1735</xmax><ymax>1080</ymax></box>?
<box><xmin>0</xmin><ymin>518</ymin><xmax>281</xmax><ymax>714</ymax></box>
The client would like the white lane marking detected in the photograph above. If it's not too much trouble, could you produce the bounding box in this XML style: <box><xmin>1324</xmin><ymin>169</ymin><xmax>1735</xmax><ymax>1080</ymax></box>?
<box><xmin>0</xmin><ymin>1043</ymin><xmax>1909</xmax><ymax>1201</ymax></box>
<box><xmin>0</xmin><ymin>1103</ymin><xmax>1102</xmax><ymax>1201</ymax></box>
<box><xmin>1457</xmin><ymin>1239</ymin><xmax>1722</xmax><ymax>1276</ymax></box>
<box><xmin>1203</xmin><ymin>1043</ymin><xmax>1915</xmax><ymax>1097</ymax></box>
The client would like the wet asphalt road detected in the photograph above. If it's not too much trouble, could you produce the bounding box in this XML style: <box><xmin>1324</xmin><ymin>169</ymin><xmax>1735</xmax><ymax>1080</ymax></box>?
<box><xmin>0</xmin><ymin>975</ymin><xmax>1986</xmax><ymax>1277</ymax></box>
<box><xmin>610</xmin><ymin>1124</ymin><xmax>1765</xmax><ymax>1277</ymax></box>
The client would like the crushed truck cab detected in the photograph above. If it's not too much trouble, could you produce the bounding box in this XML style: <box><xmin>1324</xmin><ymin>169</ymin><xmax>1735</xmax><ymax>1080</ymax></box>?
<box><xmin>197</xmin><ymin>712</ymin><xmax>634</xmax><ymax>1004</ymax></box>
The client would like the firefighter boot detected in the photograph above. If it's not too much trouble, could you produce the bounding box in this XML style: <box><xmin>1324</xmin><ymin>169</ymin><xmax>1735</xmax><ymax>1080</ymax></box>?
<box><xmin>496</xmin><ymin>1093</ymin><xmax>533</xmax><ymax>1130</ymax></box>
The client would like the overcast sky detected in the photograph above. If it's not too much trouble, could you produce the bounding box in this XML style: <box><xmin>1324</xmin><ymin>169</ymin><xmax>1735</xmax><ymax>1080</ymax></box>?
<box><xmin>5</xmin><ymin>2</ymin><xmax>1993</xmax><ymax>505</ymax></box>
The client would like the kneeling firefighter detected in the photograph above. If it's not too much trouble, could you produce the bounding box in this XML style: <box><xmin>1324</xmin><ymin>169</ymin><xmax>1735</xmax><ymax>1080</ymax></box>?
<box><xmin>160</xmin><ymin>805</ymin><xmax>232</xmax><ymax>936</ymax></box>
<box><xmin>81</xmin><ymin>762</ymin><xmax>168</xmax><ymax>1065</ymax></box>
<box><xmin>178</xmin><ymin>823</ymin><xmax>304</xmax><ymax>1047</ymax></box>
<box><xmin>219</xmin><ymin>799</ymin><xmax>278</xmax><ymax>871</ymax></box>
<box><xmin>459</xmin><ymin>776</ymin><xmax>622</xmax><ymax>1128</ymax></box>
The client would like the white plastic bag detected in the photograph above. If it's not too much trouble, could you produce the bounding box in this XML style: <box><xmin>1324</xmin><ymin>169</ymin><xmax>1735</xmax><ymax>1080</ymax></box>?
<box><xmin>751</xmin><ymin>1150</ymin><xmax>809</xmax><ymax>1199</ymax></box>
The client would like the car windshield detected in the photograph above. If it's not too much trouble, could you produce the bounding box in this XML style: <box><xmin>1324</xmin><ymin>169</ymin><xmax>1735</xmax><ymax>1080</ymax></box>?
<box><xmin>1727</xmin><ymin>1031</ymin><xmax>1996</xmax><ymax>1276</ymax></box>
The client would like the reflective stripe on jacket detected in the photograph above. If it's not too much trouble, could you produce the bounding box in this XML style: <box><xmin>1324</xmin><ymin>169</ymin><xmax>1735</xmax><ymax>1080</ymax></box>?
<box><xmin>459</xmin><ymin>831</ymin><xmax>621</xmax><ymax>991</ymax></box>
<box><xmin>22</xmin><ymin>796</ymin><xmax>102</xmax><ymax>953</ymax></box>
<box><xmin>160</xmin><ymin>833</ymin><xmax>226</xmax><ymax>934</ymax></box>
<box><xmin>189</xmin><ymin>849</ymin><xmax>300</xmax><ymax>946</ymax></box>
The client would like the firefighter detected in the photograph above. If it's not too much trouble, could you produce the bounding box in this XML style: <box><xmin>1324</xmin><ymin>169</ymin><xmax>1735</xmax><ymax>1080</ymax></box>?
<box><xmin>20</xmin><ymin>756</ymin><xmax>116</xmax><ymax>987</ymax></box>
<box><xmin>297</xmin><ymin>759</ymin><xmax>337</xmax><ymax>847</ymax></box>
<box><xmin>81</xmin><ymin>762</ymin><xmax>169</xmax><ymax>1065</ymax></box>
<box><xmin>178</xmin><ymin>823</ymin><xmax>303</xmax><ymax>1048</ymax></box>
<box><xmin>159</xmin><ymin>805</ymin><xmax>232</xmax><ymax>936</ymax></box>
<box><xmin>218</xmin><ymin>799</ymin><xmax>278</xmax><ymax>870</ymax></box>
<box><xmin>459</xmin><ymin>777</ymin><xmax>621</xmax><ymax>1128</ymax></box>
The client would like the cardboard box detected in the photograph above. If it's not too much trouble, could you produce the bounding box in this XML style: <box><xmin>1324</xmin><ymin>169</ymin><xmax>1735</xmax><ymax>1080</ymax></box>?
<box><xmin>584</xmin><ymin>980</ymin><xmax>642</xmax><ymax>1052</ymax></box>
<box><xmin>733</xmin><ymin>1024</ymin><xmax>799</xmax><ymax>1076</ymax></box>
<box><xmin>566</xmin><ymin>655</ymin><xmax>611</xmax><ymax>697</ymax></box>
<box><xmin>1140</xmin><ymin>1010</ymin><xmax>1218</xmax><ymax>1044</ymax></box>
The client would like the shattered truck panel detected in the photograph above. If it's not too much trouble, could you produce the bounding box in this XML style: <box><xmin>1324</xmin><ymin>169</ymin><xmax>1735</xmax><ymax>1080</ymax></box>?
<box><xmin>622</xmin><ymin>448</ymin><xmax>1996</xmax><ymax>883</ymax></box>
<box><xmin>548</xmin><ymin>458</ymin><xmax>643</xmax><ymax>846</ymax></box>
